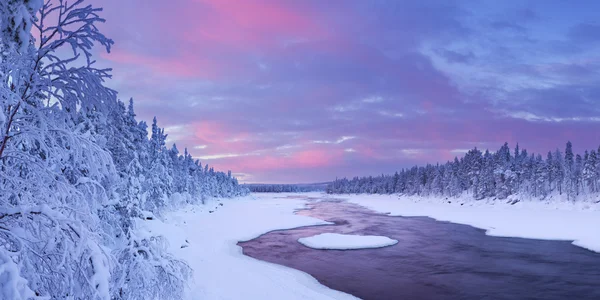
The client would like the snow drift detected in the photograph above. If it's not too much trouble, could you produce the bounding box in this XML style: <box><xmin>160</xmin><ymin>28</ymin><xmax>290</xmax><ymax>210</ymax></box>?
<box><xmin>298</xmin><ymin>233</ymin><xmax>398</xmax><ymax>250</ymax></box>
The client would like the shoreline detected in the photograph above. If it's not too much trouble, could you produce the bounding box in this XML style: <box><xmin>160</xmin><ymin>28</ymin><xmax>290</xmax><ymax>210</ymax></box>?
<box><xmin>140</xmin><ymin>194</ymin><xmax>358</xmax><ymax>300</ymax></box>
<box><xmin>323</xmin><ymin>192</ymin><xmax>600</xmax><ymax>253</ymax></box>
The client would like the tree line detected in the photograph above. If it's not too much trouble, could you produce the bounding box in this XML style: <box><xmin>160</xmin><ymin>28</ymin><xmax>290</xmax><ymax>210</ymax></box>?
<box><xmin>245</xmin><ymin>183</ymin><xmax>327</xmax><ymax>193</ymax></box>
<box><xmin>327</xmin><ymin>142</ymin><xmax>600</xmax><ymax>202</ymax></box>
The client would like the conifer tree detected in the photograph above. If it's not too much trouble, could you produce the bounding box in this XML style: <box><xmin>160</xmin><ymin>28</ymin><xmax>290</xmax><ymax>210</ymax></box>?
<box><xmin>327</xmin><ymin>141</ymin><xmax>600</xmax><ymax>203</ymax></box>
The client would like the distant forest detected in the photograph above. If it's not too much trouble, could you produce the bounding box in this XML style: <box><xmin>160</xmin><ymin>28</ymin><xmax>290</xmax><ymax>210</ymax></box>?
<box><xmin>327</xmin><ymin>142</ymin><xmax>600</xmax><ymax>202</ymax></box>
<box><xmin>246</xmin><ymin>183</ymin><xmax>328</xmax><ymax>193</ymax></box>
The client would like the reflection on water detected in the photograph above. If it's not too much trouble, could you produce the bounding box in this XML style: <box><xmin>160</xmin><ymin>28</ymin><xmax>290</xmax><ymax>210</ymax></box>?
<box><xmin>238</xmin><ymin>196</ymin><xmax>600</xmax><ymax>300</ymax></box>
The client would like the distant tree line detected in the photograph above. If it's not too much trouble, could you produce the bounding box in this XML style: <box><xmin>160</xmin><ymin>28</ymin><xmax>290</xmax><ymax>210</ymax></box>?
<box><xmin>327</xmin><ymin>142</ymin><xmax>600</xmax><ymax>202</ymax></box>
<box><xmin>246</xmin><ymin>183</ymin><xmax>327</xmax><ymax>193</ymax></box>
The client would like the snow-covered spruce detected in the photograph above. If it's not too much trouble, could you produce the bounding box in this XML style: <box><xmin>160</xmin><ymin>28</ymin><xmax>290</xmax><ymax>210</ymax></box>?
<box><xmin>328</xmin><ymin>142</ymin><xmax>600</xmax><ymax>203</ymax></box>
<box><xmin>0</xmin><ymin>1</ymin><xmax>248</xmax><ymax>299</ymax></box>
<box><xmin>298</xmin><ymin>233</ymin><xmax>398</xmax><ymax>250</ymax></box>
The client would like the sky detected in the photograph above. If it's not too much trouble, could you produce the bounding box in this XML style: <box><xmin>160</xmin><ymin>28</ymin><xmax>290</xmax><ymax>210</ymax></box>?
<box><xmin>95</xmin><ymin>0</ymin><xmax>600</xmax><ymax>183</ymax></box>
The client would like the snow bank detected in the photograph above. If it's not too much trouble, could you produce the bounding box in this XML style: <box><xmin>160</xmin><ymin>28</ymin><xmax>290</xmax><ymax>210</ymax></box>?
<box><xmin>0</xmin><ymin>250</ymin><xmax>37</xmax><ymax>300</ymax></box>
<box><xmin>330</xmin><ymin>193</ymin><xmax>600</xmax><ymax>253</ymax></box>
<box><xmin>298</xmin><ymin>233</ymin><xmax>398</xmax><ymax>250</ymax></box>
<box><xmin>139</xmin><ymin>194</ymin><xmax>357</xmax><ymax>300</ymax></box>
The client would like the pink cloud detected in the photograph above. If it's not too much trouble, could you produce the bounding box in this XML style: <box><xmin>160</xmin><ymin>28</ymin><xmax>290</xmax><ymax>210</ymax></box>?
<box><xmin>292</xmin><ymin>149</ymin><xmax>341</xmax><ymax>168</ymax></box>
<box><xmin>100</xmin><ymin>0</ymin><xmax>330</xmax><ymax>80</ymax></box>
<box><xmin>189</xmin><ymin>141</ymin><xmax>345</xmax><ymax>178</ymax></box>
<box><xmin>189</xmin><ymin>0</ymin><xmax>327</xmax><ymax>46</ymax></box>
<box><xmin>101</xmin><ymin>48</ymin><xmax>237</xmax><ymax>79</ymax></box>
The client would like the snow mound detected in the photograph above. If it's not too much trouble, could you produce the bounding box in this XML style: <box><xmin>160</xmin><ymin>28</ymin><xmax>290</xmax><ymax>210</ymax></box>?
<box><xmin>298</xmin><ymin>233</ymin><xmax>398</xmax><ymax>250</ymax></box>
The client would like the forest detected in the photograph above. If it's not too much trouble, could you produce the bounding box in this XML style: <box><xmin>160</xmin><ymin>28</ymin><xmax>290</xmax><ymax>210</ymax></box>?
<box><xmin>245</xmin><ymin>183</ymin><xmax>328</xmax><ymax>193</ymax></box>
<box><xmin>0</xmin><ymin>1</ymin><xmax>247</xmax><ymax>299</ymax></box>
<box><xmin>328</xmin><ymin>142</ymin><xmax>600</xmax><ymax>202</ymax></box>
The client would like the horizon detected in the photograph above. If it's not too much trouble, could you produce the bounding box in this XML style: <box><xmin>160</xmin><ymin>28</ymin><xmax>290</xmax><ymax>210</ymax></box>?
<box><xmin>96</xmin><ymin>0</ymin><xmax>600</xmax><ymax>183</ymax></box>
<box><xmin>243</xmin><ymin>140</ymin><xmax>596</xmax><ymax>184</ymax></box>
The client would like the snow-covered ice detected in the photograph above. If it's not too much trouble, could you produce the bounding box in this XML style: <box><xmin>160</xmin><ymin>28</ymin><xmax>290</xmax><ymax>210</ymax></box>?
<box><xmin>330</xmin><ymin>193</ymin><xmax>600</xmax><ymax>253</ymax></box>
<box><xmin>140</xmin><ymin>193</ymin><xmax>358</xmax><ymax>300</ymax></box>
<box><xmin>298</xmin><ymin>233</ymin><xmax>398</xmax><ymax>250</ymax></box>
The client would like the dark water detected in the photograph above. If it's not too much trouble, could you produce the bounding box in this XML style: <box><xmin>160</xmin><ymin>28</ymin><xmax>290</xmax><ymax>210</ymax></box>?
<box><xmin>238</xmin><ymin>196</ymin><xmax>600</xmax><ymax>300</ymax></box>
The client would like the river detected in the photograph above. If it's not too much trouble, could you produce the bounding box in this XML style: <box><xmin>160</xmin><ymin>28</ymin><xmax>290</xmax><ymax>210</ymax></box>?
<box><xmin>238</xmin><ymin>196</ymin><xmax>600</xmax><ymax>300</ymax></box>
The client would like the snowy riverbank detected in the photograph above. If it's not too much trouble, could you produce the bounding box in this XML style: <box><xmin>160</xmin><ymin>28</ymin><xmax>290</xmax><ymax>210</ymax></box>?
<box><xmin>323</xmin><ymin>193</ymin><xmax>600</xmax><ymax>253</ymax></box>
<box><xmin>139</xmin><ymin>194</ymin><xmax>357</xmax><ymax>300</ymax></box>
<box><xmin>137</xmin><ymin>192</ymin><xmax>600</xmax><ymax>299</ymax></box>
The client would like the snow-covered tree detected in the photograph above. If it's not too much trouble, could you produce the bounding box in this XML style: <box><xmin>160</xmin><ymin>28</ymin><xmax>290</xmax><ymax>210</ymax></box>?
<box><xmin>1</xmin><ymin>1</ymin><xmax>117</xmax><ymax>298</ymax></box>
<box><xmin>0</xmin><ymin>1</ymin><xmax>248</xmax><ymax>299</ymax></box>
<box><xmin>584</xmin><ymin>150</ymin><xmax>597</xmax><ymax>193</ymax></box>
<box><xmin>564</xmin><ymin>141</ymin><xmax>575</xmax><ymax>200</ymax></box>
<box><xmin>327</xmin><ymin>141</ymin><xmax>600</xmax><ymax>203</ymax></box>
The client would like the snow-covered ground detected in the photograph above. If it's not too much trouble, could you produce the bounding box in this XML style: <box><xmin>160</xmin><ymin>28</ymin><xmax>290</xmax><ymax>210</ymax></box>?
<box><xmin>324</xmin><ymin>193</ymin><xmax>600</xmax><ymax>253</ymax></box>
<box><xmin>139</xmin><ymin>193</ymin><xmax>358</xmax><ymax>300</ymax></box>
<box><xmin>298</xmin><ymin>233</ymin><xmax>398</xmax><ymax>250</ymax></box>
<box><xmin>137</xmin><ymin>192</ymin><xmax>600</xmax><ymax>300</ymax></box>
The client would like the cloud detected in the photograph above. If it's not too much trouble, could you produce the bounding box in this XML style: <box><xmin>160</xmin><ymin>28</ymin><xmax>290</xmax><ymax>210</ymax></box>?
<box><xmin>435</xmin><ymin>49</ymin><xmax>475</xmax><ymax>64</ymax></box>
<box><xmin>568</xmin><ymin>23</ymin><xmax>600</xmax><ymax>45</ymax></box>
<box><xmin>96</xmin><ymin>0</ymin><xmax>600</xmax><ymax>183</ymax></box>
